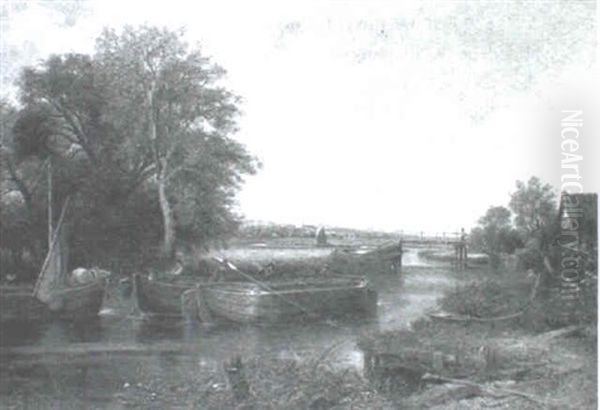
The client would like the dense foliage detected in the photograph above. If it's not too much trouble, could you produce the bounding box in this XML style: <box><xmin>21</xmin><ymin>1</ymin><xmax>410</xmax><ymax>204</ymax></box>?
<box><xmin>469</xmin><ymin>177</ymin><xmax>597</xmax><ymax>326</ymax></box>
<box><xmin>0</xmin><ymin>26</ymin><xmax>258</xmax><ymax>279</ymax></box>
<box><xmin>469</xmin><ymin>206</ymin><xmax>522</xmax><ymax>261</ymax></box>
<box><xmin>469</xmin><ymin>177</ymin><xmax>557</xmax><ymax>268</ymax></box>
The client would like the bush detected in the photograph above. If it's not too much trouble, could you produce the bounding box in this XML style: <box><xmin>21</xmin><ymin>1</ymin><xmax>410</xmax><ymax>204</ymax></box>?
<box><xmin>440</xmin><ymin>274</ymin><xmax>534</xmax><ymax>319</ymax></box>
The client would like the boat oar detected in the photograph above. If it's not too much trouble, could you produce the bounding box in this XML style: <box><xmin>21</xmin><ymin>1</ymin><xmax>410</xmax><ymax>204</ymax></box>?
<box><xmin>212</xmin><ymin>257</ymin><xmax>319</xmax><ymax>320</ymax></box>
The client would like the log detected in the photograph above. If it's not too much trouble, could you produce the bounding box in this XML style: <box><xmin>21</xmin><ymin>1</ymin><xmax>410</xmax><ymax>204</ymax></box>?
<box><xmin>531</xmin><ymin>325</ymin><xmax>583</xmax><ymax>343</ymax></box>
<box><xmin>422</xmin><ymin>373</ymin><xmax>564</xmax><ymax>408</ymax></box>
<box><xmin>474</xmin><ymin>325</ymin><xmax>583</xmax><ymax>373</ymax></box>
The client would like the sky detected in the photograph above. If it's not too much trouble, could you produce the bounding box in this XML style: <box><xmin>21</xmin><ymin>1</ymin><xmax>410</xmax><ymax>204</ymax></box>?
<box><xmin>2</xmin><ymin>0</ymin><xmax>598</xmax><ymax>234</ymax></box>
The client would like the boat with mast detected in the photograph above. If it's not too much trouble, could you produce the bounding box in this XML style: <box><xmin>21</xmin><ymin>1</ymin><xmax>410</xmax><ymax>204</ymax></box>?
<box><xmin>0</xmin><ymin>161</ymin><xmax>108</xmax><ymax>323</ymax></box>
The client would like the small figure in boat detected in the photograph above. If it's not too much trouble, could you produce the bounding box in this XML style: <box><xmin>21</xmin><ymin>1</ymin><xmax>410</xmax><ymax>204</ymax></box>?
<box><xmin>197</xmin><ymin>257</ymin><xmax>229</xmax><ymax>281</ymax></box>
<box><xmin>210</xmin><ymin>257</ymin><xmax>241</xmax><ymax>282</ymax></box>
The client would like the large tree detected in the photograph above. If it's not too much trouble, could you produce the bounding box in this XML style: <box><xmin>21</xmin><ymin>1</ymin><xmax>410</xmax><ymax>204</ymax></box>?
<box><xmin>9</xmin><ymin>26</ymin><xmax>258</xmax><ymax>271</ymax></box>
<box><xmin>509</xmin><ymin>177</ymin><xmax>557</xmax><ymax>240</ymax></box>
<box><xmin>94</xmin><ymin>26</ymin><xmax>257</xmax><ymax>258</ymax></box>
<box><xmin>18</xmin><ymin>54</ymin><xmax>107</xmax><ymax>165</ymax></box>
<box><xmin>509</xmin><ymin>177</ymin><xmax>559</xmax><ymax>275</ymax></box>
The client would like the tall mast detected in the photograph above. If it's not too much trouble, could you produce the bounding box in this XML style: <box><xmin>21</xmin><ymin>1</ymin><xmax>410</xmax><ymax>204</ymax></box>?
<box><xmin>48</xmin><ymin>157</ymin><xmax>53</xmax><ymax>248</ymax></box>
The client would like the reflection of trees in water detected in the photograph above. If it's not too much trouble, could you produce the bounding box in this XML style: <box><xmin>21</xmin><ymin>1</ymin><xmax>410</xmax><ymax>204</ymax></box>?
<box><xmin>62</xmin><ymin>317</ymin><xmax>103</xmax><ymax>343</ymax></box>
<box><xmin>0</xmin><ymin>321</ymin><xmax>50</xmax><ymax>347</ymax></box>
<box><xmin>158</xmin><ymin>351</ymin><xmax>182</xmax><ymax>374</ymax></box>
<box><xmin>3</xmin><ymin>318</ymin><xmax>103</xmax><ymax>348</ymax></box>
<box><xmin>0</xmin><ymin>268</ymin><xmax>464</xmax><ymax>408</ymax></box>
<box><xmin>135</xmin><ymin>318</ymin><xmax>184</xmax><ymax>344</ymax></box>
<box><xmin>37</xmin><ymin>317</ymin><xmax>103</xmax><ymax>346</ymax></box>
<box><xmin>402</xmin><ymin>248</ymin><xmax>432</xmax><ymax>267</ymax></box>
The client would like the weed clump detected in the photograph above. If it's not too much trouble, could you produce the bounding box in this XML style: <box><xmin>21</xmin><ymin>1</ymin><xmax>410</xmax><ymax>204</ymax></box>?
<box><xmin>440</xmin><ymin>278</ymin><xmax>531</xmax><ymax>318</ymax></box>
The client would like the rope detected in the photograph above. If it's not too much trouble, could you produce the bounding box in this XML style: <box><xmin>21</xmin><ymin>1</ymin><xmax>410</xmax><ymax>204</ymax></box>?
<box><xmin>213</xmin><ymin>257</ymin><xmax>319</xmax><ymax>320</ymax></box>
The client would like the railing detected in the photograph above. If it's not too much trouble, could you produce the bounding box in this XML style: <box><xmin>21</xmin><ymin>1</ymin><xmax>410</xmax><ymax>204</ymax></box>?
<box><xmin>395</xmin><ymin>231</ymin><xmax>463</xmax><ymax>245</ymax></box>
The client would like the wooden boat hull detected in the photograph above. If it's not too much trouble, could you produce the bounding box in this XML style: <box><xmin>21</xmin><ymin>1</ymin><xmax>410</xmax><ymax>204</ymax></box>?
<box><xmin>134</xmin><ymin>274</ymin><xmax>204</xmax><ymax>317</ymax></box>
<box><xmin>0</xmin><ymin>279</ymin><xmax>107</xmax><ymax>323</ymax></box>
<box><xmin>204</xmin><ymin>278</ymin><xmax>377</xmax><ymax>324</ymax></box>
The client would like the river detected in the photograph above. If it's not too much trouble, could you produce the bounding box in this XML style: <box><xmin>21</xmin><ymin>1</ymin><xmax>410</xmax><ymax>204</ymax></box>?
<box><xmin>0</xmin><ymin>248</ymin><xmax>464</xmax><ymax>408</ymax></box>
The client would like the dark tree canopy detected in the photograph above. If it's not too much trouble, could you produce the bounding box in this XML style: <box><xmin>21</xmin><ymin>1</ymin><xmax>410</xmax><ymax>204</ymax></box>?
<box><xmin>93</xmin><ymin>25</ymin><xmax>258</xmax><ymax>257</ymax></box>
<box><xmin>470</xmin><ymin>206</ymin><xmax>522</xmax><ymax>257</ymax></box>
<box><xmin>1</xmin><ymin>25</ymin><xmax>258</xmax><ymax>277</ymax></box>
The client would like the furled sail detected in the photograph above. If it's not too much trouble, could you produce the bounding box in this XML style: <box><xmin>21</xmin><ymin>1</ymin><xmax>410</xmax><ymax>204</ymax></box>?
<box><xmin>33</xmin><ymin>197</ymin><xmax>71</xmax><ymax>311</ymax></box>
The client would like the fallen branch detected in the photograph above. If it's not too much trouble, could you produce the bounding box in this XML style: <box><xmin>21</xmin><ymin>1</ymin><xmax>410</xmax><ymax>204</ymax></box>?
<box><xmin>427</xmin><ymin>310</ymin><xmax>524</xmax><ymax>323</ymax></box>
<box><xmin>422</xmin><ymin>373</ymin><xmax>563</xmax><ymax>408</ymax></box>
<box><xmin>531</xmin><ymin>325</ymin><xmax>583</xmax><ymax>343</ymax></box>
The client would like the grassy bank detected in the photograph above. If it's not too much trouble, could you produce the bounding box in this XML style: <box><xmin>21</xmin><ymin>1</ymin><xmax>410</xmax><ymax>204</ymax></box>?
<box><xmin>113</xmin><ymin>355</ymin><xmax>393</xmax><ymax>409</ymax></box>
<box><xmin>112</xmin><ymin>266</ymin><xmax>595</xmax><ymax>409</ymax></box>
<box><xmin>359</xmin><ymin>268</ymin><xmax>597</xmax><ymax>409</ymax></box>
<box><xmin>0</xmin><ymin>350</ymin><xmax>394</xmax><ymax>409</ymax></box>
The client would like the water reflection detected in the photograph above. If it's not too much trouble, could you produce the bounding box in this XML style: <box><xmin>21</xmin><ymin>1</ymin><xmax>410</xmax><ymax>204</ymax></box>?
<box><xmin>402</xmin><ymin>248</ymin><xmax>434</xmax><ymax>267</ymax></box>
<box><xmin>1</xmin><ymin>257</ymin><xmax>456</xmax><ymax>353</ymax></box>
<box><xmin>0</xmin><ymin>249</ymin><xmax>465</xmax><ymax>408</ymax></box>
<box><xmin>0</xmin><ymin>321</ymin><xmax>51</xmax><ymax>346</ymax></box>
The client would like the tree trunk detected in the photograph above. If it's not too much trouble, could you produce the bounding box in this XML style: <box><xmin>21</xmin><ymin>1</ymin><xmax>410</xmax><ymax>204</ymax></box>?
<box><xmin>146</xmin><ymin>77</ymin><xmax>175</xmax><ymax>260</ymax></box>
<box><xmin>158</xmin><ymin>171</ymin><xmax>175</xmax><ymax>259</ymax></box>
<box><xmin>48</xmin><ymin>158</ymin><xmax>53</xmax><ymax>248</ymax></box>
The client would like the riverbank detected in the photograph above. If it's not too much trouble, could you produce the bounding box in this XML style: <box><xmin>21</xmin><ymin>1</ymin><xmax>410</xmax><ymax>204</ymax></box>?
<box><xmin>106</xmin><ymin>267</ymin><xmax>595</xmax><ymax>409</ymax></box>
<box><xmin>1</xmin><ymin>248</ymin><xmax>595</xmax><ymax>409</ymax></box>
<box><xmin>359</xmin><ymin>269</ymin><xmax>597</xmax><ymax>409</ymax></box>
<box><xmin>101</xmin><ymin>272</ymin><xmax>597</xmax><ymax>410</ymax></box>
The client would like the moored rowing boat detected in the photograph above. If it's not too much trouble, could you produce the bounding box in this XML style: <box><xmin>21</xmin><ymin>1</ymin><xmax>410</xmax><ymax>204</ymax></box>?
<box><xmin>0</xmin><ymin>278</ymin><xmax>108</xmax><ymax>323</ymax></box>
<box><xmin>133</xmin><ymin>273</ymin><xmax>213</xmax><ymax>317</ymax></box>
<box><xmin>203</xmin><ymin>277</ymin><xmax>377</xmax><ymax>324</ymax></box>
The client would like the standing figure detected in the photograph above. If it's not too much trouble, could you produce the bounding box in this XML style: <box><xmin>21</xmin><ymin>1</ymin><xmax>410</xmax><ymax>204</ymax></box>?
<box><xmin>391</xmin><ymin>240</ymin><xmax>403</xmax><ymax>274</ymax></box>
<box><xmin>455</xmin><ymin>228</ymin><xmax>468</xmax><ymax>269</ymax></box>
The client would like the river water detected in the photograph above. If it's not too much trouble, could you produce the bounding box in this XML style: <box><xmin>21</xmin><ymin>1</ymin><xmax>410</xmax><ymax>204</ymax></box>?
<box><xmin>0</xmin><ymin>248</ymin><xmax>462</xmax><ymax>408</ymax></box>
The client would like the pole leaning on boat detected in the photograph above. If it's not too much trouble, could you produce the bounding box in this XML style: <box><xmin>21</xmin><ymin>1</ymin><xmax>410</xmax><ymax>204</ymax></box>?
<box><xmin>212</xmin><ymin>257</ymin><xmax>318</xmax><ymax>319</ymax></box>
